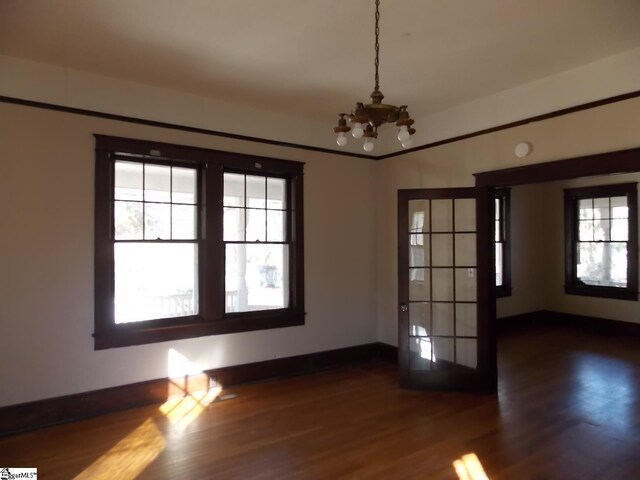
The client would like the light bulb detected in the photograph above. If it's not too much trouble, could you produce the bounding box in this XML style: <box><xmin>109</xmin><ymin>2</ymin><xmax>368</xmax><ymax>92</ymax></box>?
<box><xmin>401</xmin><ymin>138</ymin><xmax>414</xmax><ymax>149</ymax></box>
<box><xmin>352</xmin><ymin>123</ymin><xmax>364</xmax><ymax>138</ymax></box>
<box><xmin>397</xmin><ymin>125</ymin><xmax>410</xmax><ymax>142</ymax></box>
<box><xmin>336</xmin><ymin>132</ymin><xmax>348</xmax><ymax>147</ymax></box>
<box><xmin>363</xmin><ymin>139</ymin><xmax>375</xmax><ymax>152</ymax></box>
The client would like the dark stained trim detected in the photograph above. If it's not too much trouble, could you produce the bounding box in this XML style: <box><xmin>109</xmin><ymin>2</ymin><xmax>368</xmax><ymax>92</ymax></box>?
<box><xmin>0</xmin><ymin>342</ymin><xmax>397</xmax><ymax>436</ymax></box>
<box><xmin>93</xmin><ymin>135</ymin><xmax>306</xmax><ymax>349</ymax></box>
<box><xmin>376</xmin><ymin>342</ymin><xmax>399</xmax><ymax>364</ymax></box>
<box><xmin>0</xmin><ymin>95</ymin><xmax>373</xmax><ymax>160</ymax></box>
<box><xmin>543</xmin><ymin>310</ymin><xmax>640</xmax><ymax>335</ymax></box>
<box><xmin>378</xmin><ymin>90</ymin><xmax>640</xmax><ymax>160</ymax></box>
<box><xmin>563</xmin><ymin>183</ymin><xmax>639</xmax><ymax>301</ymax></box>
<box><xmin>474</xmin><ymin>147</ymin><xmax>640</xmax><ymax>187</ymax></box>
<box><xmin>494</xmin><ymin>188</ymin><xmax>512</xmax><ymax>298</ymax></box>
<box><xmin>497</xmin><ymin>310</ymin><xmax>640</xmax><ymax>336</ymax></box>
<box><xmin>3</xmin><ymin>89</ymin><xmax>640</xmax><ymax>161</ymax></box>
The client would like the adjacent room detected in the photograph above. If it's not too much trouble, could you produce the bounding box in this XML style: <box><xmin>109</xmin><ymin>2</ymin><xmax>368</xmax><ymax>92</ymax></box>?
<box><xmin>1</xmin><ymin>1</ymin><xmax>640</xmax><ymax>478</ymax></box>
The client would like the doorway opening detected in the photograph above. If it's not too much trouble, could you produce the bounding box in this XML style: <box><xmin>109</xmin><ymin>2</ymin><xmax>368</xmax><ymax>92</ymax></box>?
<box><xmin>475</xmin><ymin>147</ymin><xmax>640</xmax><ymax>380</ymax></box>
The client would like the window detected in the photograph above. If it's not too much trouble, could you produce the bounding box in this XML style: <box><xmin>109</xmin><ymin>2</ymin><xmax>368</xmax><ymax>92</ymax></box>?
<box><xmin>95</xmin><ymin>135</ymin><xmax>305</xmax><ymax>349</ymax></box>
<box><xmin>494</xmin><ymin>189</ymin><xmax>511</xmax><ymax>297</ymax></box>
<box><xmin>564</xmin><ymin>183</ymin><xmax>638</xmax><ymax>300</ymax></box>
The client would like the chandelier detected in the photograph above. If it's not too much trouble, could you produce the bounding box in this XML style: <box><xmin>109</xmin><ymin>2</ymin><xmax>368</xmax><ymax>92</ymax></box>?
<box><xmin>334</xmin><ymin>0</ymin><xmax>416</xmax><ymax>152</ymax></box>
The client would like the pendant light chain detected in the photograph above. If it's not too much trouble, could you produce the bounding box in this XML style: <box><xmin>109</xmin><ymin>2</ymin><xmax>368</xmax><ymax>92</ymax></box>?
<box><xmin>333</xmin><ymin>0</ymin><xmax>416</xmax><ymax>152</ymax></box>
<box><xmin>374</xmin><ymin>0</ymin><xmax>380</xmax><ymax>92</ymax></box>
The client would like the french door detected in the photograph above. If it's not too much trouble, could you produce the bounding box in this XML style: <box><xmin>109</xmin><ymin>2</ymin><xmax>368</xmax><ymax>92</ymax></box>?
<box><xmin>397</xmin><ymin>187</ymin><xmax>496</xmax><ymax>392</ymax></box>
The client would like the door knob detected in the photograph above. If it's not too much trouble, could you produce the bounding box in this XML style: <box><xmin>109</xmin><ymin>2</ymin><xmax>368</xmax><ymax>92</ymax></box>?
<box><xmin>400</xmin><ymin>303</ymin><xmax>408</xmax><ymax>312</ymax></box>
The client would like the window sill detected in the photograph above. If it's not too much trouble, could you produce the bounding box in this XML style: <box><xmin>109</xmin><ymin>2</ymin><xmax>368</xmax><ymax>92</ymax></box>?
<box><xmin>495</xmin><ymin>286</ymin><xmax>512</xmax><ymax>298</ymax></box>
<box><xmin>564</xmin><ymin>284</ymin><xmax>638</xmax><ymax>301</ymax></box>
<box><xmin>94</xmin><ymin>312</ymin><xmax>305</xmax><ymax>349</ymax></box>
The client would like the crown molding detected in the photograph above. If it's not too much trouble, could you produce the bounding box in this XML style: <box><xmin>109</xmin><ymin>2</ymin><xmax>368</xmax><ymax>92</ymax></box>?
<box><xmin>2</xmin><ymin>90</ymin><xmax>640</xmax><ymax>161</ymax></box>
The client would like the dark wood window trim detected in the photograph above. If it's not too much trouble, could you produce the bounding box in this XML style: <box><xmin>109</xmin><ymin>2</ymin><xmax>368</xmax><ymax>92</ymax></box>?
<box><xmin>494</xmin><ymin>188</ymin><xmax>511</xmax><ymax>298</ymax></box>
<box><xmin>564</xmin><ymin>182</ymin><xmax>638</xmax><ymax>301</ymax></box>
<box><xmin>94</xmin><ymin>135</ymin><xmax>305</xmax><ymax>349</ymax></box>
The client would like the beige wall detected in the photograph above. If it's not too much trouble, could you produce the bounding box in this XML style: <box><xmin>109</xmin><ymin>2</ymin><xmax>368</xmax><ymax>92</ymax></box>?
<box><xmin>496</xmin><ymin>183</ymin><xmax>556</xmax><ymax>318</ymax></box>
<box><xmin>376</xmin><ymin>97</ymin><xmax>640</xmax><ymax>345</ymax></box>
<box><xmin>2</xmin><ymin>96</ymin><xmax>640</xmax><ymax>407</ymax></box>
<box><xmin>500</xmin><ymin>173</ymin><xmax>640</xmax><ymax>322</ymax></box>
<box><xmin>0</xmin><ymin>102</ymin><xmax>378</xmax><ymax>407</ymax></box>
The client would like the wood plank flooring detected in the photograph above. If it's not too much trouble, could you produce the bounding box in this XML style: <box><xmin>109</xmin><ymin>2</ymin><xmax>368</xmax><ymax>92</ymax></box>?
<box><xmin>2</xmin><ymin>324</ymin><xmax>640</xmax><ymax>479</ymax></box>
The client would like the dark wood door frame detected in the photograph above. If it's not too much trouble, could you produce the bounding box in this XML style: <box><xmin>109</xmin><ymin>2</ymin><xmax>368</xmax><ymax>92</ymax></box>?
<box><xmin>473</xmin><ymin>146</ymin><xmax>640</xmax><ymax>372</ymax></box>
<box><xmin>474</xmin><ymin>147</ymin><xmax>640</xmax><ymax>188</ymax></box>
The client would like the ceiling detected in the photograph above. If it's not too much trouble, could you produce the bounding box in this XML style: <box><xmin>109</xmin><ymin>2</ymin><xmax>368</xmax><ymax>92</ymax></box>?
<box><xmin>2</xmin><ymin>0</ymin><xmax>640</xmax><ymax>141</ymax></box>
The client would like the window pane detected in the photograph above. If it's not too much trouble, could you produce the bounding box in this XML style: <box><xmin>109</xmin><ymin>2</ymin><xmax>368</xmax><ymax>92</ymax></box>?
<box><xmin>433</xmin><ymin>338</ymin><xmax>454</xmax><ymax>365</ymax></box>
<box><xmin>408</xmin><ymin>200</ymin><xmax>429</xmax><ymax>232</ymax></box>
<box><xmin>225</xmin><ymin>244</ymin><xmax>288</xmax><ymax>313</ymax></box>
<box><xmin>593</xmin><ymin>218</ymin><xmax>610</xmax><ymax>241</ymax></box>
<box><xmin>610</xmin><ymin>242</ymin><xmax>629</xmax><ymax>287</ymax></box>
<box><xmin>409</xmin><ymin>303</ymin><xmax>430</xmax><ymax>335</ymax></box>
<box><xmin>432</xmin><ymin>303</ymin><xmax>453</xmax><ymax>336</ymax></box>
<box><xmin>246</xmin><ymin>209</ymin><xmax>266</xmax><ymax>241</ymax></box>
<box><xmin>494</xmin><ymin>198</ymin><xmax>500</xmax><ymax>220</ymax></box>
<box><xmin>224</xmin><ymin>173</ymin><xmax>245</xmax><ymax>207</ymax></box>
<box><xmin>145</xmin><ymin>203</ymin><xmax>171</xmax><ymax>240</ymax></box>
<box><xmin>145</xmin><ymin>165</ymin><xmax>171</xmax><ymax>202</ymax></box>
<box><xmin>456</xmin><ymin>303</ymin><xmax>477</xmax><ymax>336</ymax></box>
<box><xmin>172</xmin><ymin>167</ymin><xmax>197</xmax><ymax>204</ymax></box>
<box><xmin>172</xmin><ymin>204</ymin><xmax>197</xmax><ymax>240</ymax></box>
<box><xmin>455</xmin><ymin>268</ymin><xmax>477</xmax><ymax>302</ymax></box>
<box><xmin>431</xmin><ymin>200</ymin><xmax>452</xmax><ymax>232</ymax></box>
<box><xmin>577</xmin><ymin>242</ymin><xmax>627</xmax><ymax>288</ymax></box>
<box><xmin>246</xmin><ymin>175</ymin><xmax>266</xmax><ymax>208</ymax></box>
<box><xmin>114</xmin><ymin>201</ymin><xmax>143</xmax><ymax>240</ymax></box>
<box><xmin>432</xmin><ymin>268</ymin><xmax>453</xmax><ymax>301</ymax></box>
<box><xmin>267</xmin><ymin>210</ymin><xmax>285</xmax><ymax>242</ymax></box>
<box><xmin>409</xmin><ymin>337</ymin><xmax>433</xmax><ymax>371</ymax></box>
<box><xmin>224</xmin><ymin>207</ymin><xmax>245</xmax><ymax>241</ymax></box>
<box><xmin>409</xmin><ymin>235</ymin><xmax>429</xmax><ymax>267</ymax></box>
<box><xmin>495</xmin><ymin>243</ymin><xmax>503</xmax><ymax>286</ymax></box>
<box><xmin>455</xmin><ymin>233</ymin><xmax>476</xmax><ymax>266</ymax></box>
<box><xmin>456</xmin><ymin>339</ymin><xmax>477</xmax><ymax>369</ymax></box>
<box><xmin>578</xmin><ymin>199</ymin><xmax>593</xmax><ymax>219</ymax></box>
<box><xmin>611</xmin><ymin>196</ymin><xmax>628</xmax><ymax>218</ymax></box>
<box><xmin>593</xmin><ymin>197</ymin><xmax>609</xmax><ymax>220</ymax></box>
<box><xmin>495</xmin><ymin>220</ymin><xmax>501</xmax><ymax>242</ymax></box>
<box><xmin>454</xmin><ymin>198</ymin><xmax>475</xmax><ymax>232</ymax></box>
<box><xmin>432</xmin><ymin>234</ymin><xmax>453</xmax><ymax>266</ymax></box>
<box><xmin>578</xmin><ymin>220</ymin><xmax>593</xmax><ymax>242</ymax></box>
<box><xmin>409</xmin><ymin>268</ymin><xmax>430</xmax><ymax>301</ymax></box>
<box><xmin>611</xmin><ymin>218</ymin><xmax>628</xmax><ymax>241</ymax></box>
<box><xmin>267</xmin><ymin>177</ymin><xmax>286</xmax><ymax>209</ymax></box>
<box><xmin>115</xmin><ymin>161</ymin><xmax>143</xmax><ymax>201</ymax></box>
<box><xmin>115</xmin><ymin>243</ymin><xmax>198</xmax><ymax>323</ymax></box>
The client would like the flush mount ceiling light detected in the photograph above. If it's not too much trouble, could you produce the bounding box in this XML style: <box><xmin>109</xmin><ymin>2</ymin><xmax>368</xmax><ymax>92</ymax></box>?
<box><xmin>334</xmin><ymin>0</ymin><xmax>416</xmax><ymax>152</ymax></box>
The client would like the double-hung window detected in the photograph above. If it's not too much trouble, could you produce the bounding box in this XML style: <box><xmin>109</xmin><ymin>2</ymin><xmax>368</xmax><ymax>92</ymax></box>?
<box><xmin>494</xmin><ymin>189</ymin><xmax>511</xmax><ymax>297</ymax></box>
<box><xmin>113</xmin><ymin>161</ymin><xmax>200</xmax><ymax>324</ymax></box>
<box><xmin>94</xmin><ymin>135</ymin><xmax>305</xmax><ymax>349</ymax></box>
<box><xmin>564</xmin><ymin>183</ymin><xmax>638</xmax><ymax>300</ymax></box>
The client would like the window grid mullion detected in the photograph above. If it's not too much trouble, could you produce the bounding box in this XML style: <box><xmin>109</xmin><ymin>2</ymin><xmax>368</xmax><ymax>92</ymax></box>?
<box><xmin>97</xmin><ymin>138</ymin><xmax>304</xmax><ymax>350</ymax></box>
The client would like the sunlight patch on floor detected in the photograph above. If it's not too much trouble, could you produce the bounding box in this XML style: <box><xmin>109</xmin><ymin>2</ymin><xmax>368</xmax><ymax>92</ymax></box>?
<box><xmin>163</xmin><ymin>348</ymin><xmax>222</xmax><ymax>431</ymax></box>
<box><xmin>74</xmin><ymin>418</ymin><xmax>165</xmax><ymax>480</ymax></box>
<box><xmin>453</xmin><ymin>453</ymin><xmax>490</xmax><ymax>480</ymax></box>
<box><xmin>160</xmin><ymin>386</ymin><xmax>222</xmax><ymax>431</ymax></box>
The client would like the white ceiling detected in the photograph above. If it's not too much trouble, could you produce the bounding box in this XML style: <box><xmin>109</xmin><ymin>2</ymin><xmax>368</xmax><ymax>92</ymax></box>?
<box><xmin>2</xmin><ymin>0</ymin><xmax>640</xmax><ymax>143</ymax></box>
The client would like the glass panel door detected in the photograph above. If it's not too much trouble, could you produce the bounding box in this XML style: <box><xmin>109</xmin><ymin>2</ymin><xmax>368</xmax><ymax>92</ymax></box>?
<box><xmin>398</xmin><ymin>187</ymin><xmax>494</xmax><ymax>392</ymax></box>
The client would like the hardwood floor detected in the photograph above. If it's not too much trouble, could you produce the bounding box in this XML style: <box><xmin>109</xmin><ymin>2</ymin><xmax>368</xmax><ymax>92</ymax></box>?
<box><xmin>2</xmin><ymin>324</ymin><xmax>640</xmax><ymax>479</ymax></box>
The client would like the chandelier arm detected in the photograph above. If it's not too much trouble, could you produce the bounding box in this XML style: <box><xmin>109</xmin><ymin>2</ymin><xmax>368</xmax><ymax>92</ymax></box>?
<box><xmin>334</xmin><ymin>0</ymin><xmax>416</xmax><ymax>151</ymax></box>
<box><xmin>374</xmin><ymin>0</ymin><xmax>380</xmax><ymax>92</ymax></box>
